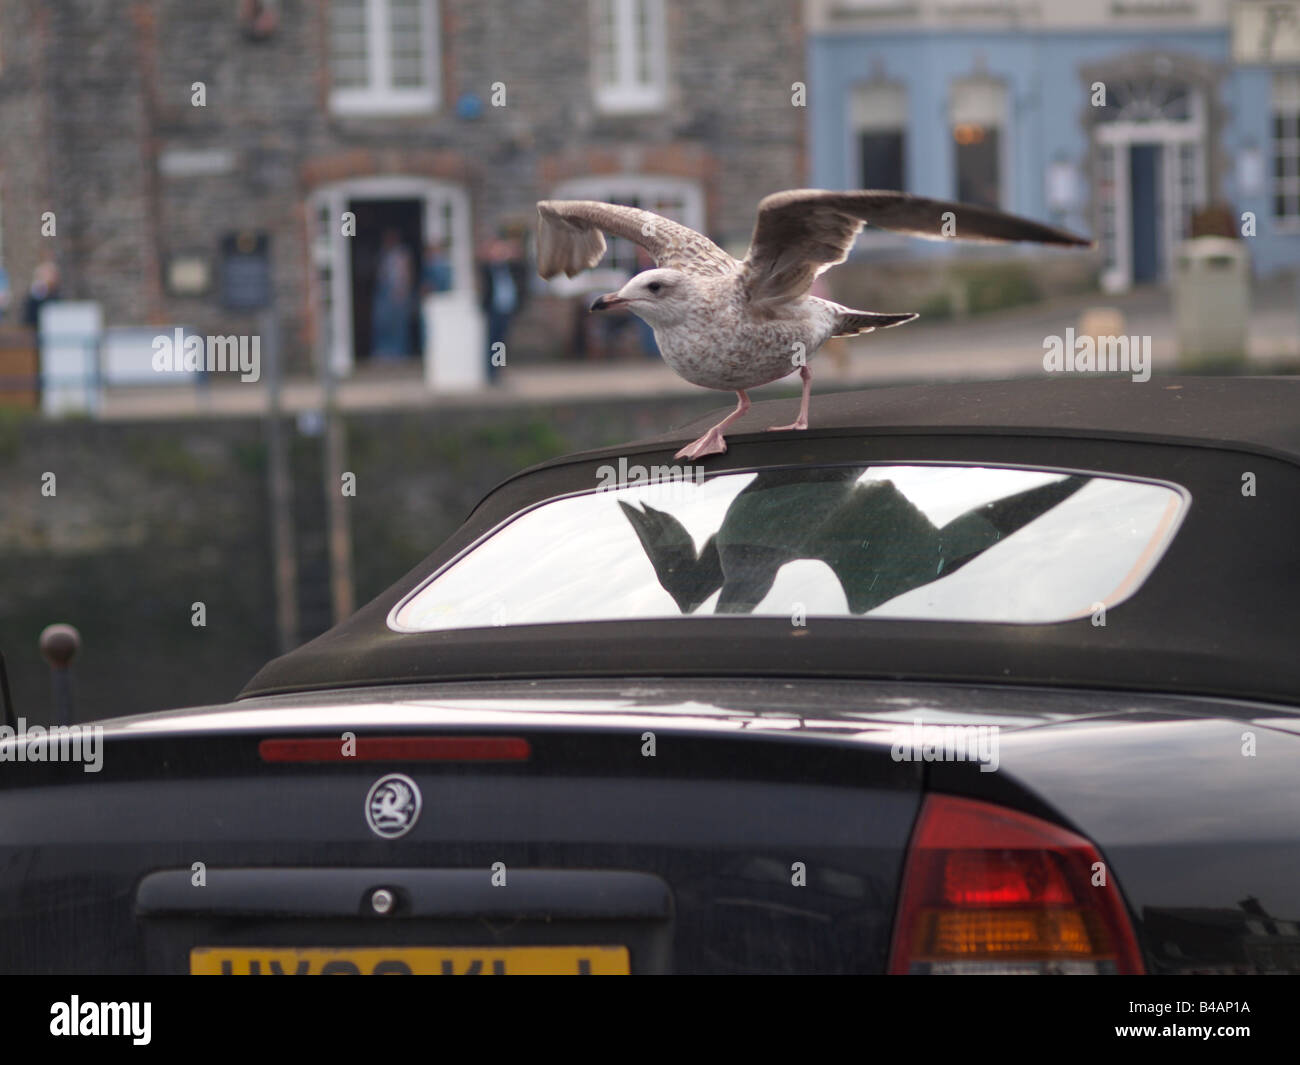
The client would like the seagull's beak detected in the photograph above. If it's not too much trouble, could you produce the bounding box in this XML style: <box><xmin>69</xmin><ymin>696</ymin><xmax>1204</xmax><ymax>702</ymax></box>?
<box><xmin>590</xmin><ymin>292</ymin><xmax>627</xmax><ymax>312</ymax></box>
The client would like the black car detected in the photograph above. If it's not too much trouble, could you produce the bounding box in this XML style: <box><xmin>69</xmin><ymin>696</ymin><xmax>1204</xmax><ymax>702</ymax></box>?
<box><xmin>2</xmin><ymin>376</ymin><xmax>1298</xmax><ymax>974</ymax></box>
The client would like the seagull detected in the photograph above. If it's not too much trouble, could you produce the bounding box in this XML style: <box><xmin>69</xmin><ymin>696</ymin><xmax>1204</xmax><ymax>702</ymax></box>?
<box><xmin>536</xmin><ymin>190</ymin><xmax>1091</xmax><ymax>460</ymax></box>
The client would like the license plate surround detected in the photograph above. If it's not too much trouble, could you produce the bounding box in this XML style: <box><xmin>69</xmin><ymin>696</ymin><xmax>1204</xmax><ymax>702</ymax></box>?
<box><xmin>190</xmin><ymin>945</ymin><xmax>630</xmax><ymax>975</ymax></box>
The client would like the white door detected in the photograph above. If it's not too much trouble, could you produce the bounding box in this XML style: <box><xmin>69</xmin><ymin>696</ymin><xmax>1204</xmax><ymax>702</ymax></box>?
<box><xmin>309</xmin><ymin>177</ymin><xmax>475</xmax><ymax>381</ymax></box>
<box><xmin>1092</xmin><ymin>85</ymin><xmax>1206</xmax><ymax>291</ymax></box>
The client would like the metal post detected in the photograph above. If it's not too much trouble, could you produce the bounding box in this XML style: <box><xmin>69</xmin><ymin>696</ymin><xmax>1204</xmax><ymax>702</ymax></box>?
<box><xmin>38</xmin><ymin>623</ymin><xmax>80</xmax><ymax>726</ymax></box>
<box><xmin>321</xmin><ymin>342</ymin><xmax>355</xmax><ymax>624</ymax></box>
<box><xmin>0</xmin><ymin>650</ymin><xmax>17</xmax><ymax>729</ymax></box>
<box><xmin>262</xmin><ymin>308</ymin><xmax>299</xmax><ymax>654</ymax></box>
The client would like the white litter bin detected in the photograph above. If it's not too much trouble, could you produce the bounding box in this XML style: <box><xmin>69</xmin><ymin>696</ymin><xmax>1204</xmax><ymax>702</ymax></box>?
<box><xmin>423</xmin><ymin>291</ymin><xmax>486</xmax><ymax>392</ymax></box>
<box><xmin>1172</xmin><ymin>237</ymin><xmax>1250</xmax><ymax>368</ymax></box>
<box><xmin>40</xmin><ymin>301</ymin><xmax>102</xmax><ymax>416</ymax></box>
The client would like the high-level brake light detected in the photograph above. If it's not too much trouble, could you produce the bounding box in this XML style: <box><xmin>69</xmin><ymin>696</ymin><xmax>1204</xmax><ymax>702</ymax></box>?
<box><xmin>259</xmin><ymin>736</ymin><xmax>531</xmax><ymax>763</ymax></box>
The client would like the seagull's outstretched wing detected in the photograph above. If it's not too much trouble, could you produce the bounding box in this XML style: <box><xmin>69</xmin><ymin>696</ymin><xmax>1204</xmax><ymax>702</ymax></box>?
<box><xmin>536</xmin><ymin>200</ymin><xmax>735</xmax><ymax>280</ymax></box>
<box><xmin>741</xmin><ymin>189</ymin><xmax>1093</xmax><ymax>307</ymax></box>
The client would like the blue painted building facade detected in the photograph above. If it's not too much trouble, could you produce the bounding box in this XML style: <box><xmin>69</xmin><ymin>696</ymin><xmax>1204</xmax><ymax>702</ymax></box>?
<box><xmin>807</xmin><ymin>7</ymin><xmax>1300</xmax><ymax>288</ymax></box>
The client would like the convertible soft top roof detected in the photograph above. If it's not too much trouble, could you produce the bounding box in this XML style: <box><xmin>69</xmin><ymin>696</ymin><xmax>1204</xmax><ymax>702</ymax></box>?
<box><xmin>519</xmin><ymin>376</ymin><xmax>1300</xmax><ymax>475</ymax></box>
<box><xmin>242</xmin><ymin>377</ymin><xmax>1300</xmax><ymax>706</ymax></box>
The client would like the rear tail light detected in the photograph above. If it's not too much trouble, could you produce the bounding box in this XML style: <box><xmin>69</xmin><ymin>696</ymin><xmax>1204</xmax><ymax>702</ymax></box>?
<box><xmin>889</xmin><ymin>794</ymin><xmax>1144</xmax><ymax>974</ymax></box>
<box><xmin>259</xmin><ymin>736</ymin><xmax>531</xmax><ymax>763</ymax></box>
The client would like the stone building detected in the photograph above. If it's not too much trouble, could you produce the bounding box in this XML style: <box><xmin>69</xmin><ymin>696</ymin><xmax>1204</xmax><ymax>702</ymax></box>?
<box><xmin>0</xmin><ymin>0</ymin><xmax>805</xmax><ymax>380</ymax></box>
<box><xmin>806</xmin><ymin>0</ymin><xmax>1300</xmax><ymax>294</ymax></box>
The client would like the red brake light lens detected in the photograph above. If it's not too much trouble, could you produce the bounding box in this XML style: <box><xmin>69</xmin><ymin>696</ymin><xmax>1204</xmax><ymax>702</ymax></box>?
<box><xmin>889</xmin><ymin>794</ymin><xmax>1144</xmax><ymax>974</ymax></box>
<box><xmin>259</xmin><ymin>736</ymin><xmax>531</xmax><ymax>763</ymax></box>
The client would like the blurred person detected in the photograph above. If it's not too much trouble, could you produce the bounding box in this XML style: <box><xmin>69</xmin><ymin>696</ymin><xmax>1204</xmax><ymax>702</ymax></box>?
<box><xmin>23</xmin><ymin>259</ymin><xmax>60</xmax><ymax>331</ymax></box>
<box><xmin>576</xmin><ymin>279</ymin><xmax>617</xmax><ymax>360</ymax></box>
<box><xmin>577</xmin><ymin>261</ymin><xmax>642</xmax><ymax>361</ymax></box>
<box><xmin>478</xmin><ymin>235</ymin><xmax>527</xmax><ymax>385</ymax></box>
<box><xmin>0</xmin><ymin>265</ymin><xmax>11</xmax><ymax>322</ymax></box>
<box><xmin>371</xmin><ymin>229</ymin><xmax>414</xmax><ymax>361</ymax></box>
<box><xmin>421</xmin><ymin>239</ymin><xmax>454</xmax><ymax>296</ymax></box>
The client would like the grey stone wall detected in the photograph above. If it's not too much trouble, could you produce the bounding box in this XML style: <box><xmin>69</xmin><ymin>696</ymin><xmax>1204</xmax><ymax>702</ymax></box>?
<box><xmin>0</xmin><ymin>389</ymin><xmax>726</xmax><ymax>724</ymax></box>
<box><xmin>0</xmin><ymin>0</ymin><xmax>806</xmax><ymax>368</ymax></box>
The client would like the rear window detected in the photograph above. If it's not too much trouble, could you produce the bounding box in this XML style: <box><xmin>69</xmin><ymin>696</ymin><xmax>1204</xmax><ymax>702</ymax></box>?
<box><xmin>389</xmin><ymin>464</ymin><xmax>1188</xmax><ymax>631</ymax></box>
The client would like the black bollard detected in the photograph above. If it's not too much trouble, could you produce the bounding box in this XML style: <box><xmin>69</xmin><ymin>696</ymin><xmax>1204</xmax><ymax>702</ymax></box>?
<box><xmin>39</xmin><ymin>623</ymin><xmax>80</xmax><ymax>726</ymax></box>
<box><xmin>0</xmin><ymin>650</ymin><xmax>15</xmax><ymax>729</ymax></box>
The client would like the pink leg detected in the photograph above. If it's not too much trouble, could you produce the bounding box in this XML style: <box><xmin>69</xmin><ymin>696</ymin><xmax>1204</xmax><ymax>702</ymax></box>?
<box><xmin>767</xmin><ymin>365</ymin><xmax>811</xmax><ymax>432</ymax></box>
<box><xmin>676</xmin><ymin>391</ymin><xmax>750</xmax><ymax>460</ymax></box>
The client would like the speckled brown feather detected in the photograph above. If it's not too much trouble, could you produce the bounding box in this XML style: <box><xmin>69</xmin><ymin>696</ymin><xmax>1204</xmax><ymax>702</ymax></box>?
<box><xmin>742</xmin><ymin>189</ymin><xmax>1094</xmax><ymax>307</ymax></box>
<box><xmin>536</xmin><ymin>200</ymin><xmax>736</xmax><ymax>279</ymax></box>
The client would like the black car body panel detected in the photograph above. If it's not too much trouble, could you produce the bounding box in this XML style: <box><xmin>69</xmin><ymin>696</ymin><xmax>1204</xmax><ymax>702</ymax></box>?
<box><xmin>2</xmin><ymin>678</ymin><xmax>1298</xmax><ymax>972</ymax></box>
<box><xmin>984</xmin><ymin>710</ymin><xmax>1300</xmax><ymax>974</ymax></box>
<box><xmin>2</xmin><ymin>680</ymin><xmax>929</xmax><ymax>974</ymax></box>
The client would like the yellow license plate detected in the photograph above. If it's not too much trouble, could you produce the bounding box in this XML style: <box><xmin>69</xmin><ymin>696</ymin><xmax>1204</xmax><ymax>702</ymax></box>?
<box><xmin>191</xmin><ymin>945</ymin><xmax>630</xmax><ymax>975</ymax></box>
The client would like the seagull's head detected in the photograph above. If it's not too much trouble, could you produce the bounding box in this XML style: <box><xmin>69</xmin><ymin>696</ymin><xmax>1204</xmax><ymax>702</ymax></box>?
<box><xmin>590</xmin><ymin>268</ymin><xmax>695</xmax><ymax>328</ymax></box>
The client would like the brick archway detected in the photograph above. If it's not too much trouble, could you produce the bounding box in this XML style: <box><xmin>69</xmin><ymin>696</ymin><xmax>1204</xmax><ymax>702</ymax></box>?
<box><xmin>301</xmin><ymin>148</ymin><xmax>477</xmax><ymax>191</ymax></box>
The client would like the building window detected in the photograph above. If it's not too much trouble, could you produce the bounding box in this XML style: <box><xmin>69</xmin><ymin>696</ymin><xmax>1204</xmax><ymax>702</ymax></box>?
<box><xmin>1094</xmin><ymin>77</ymin><xmax>1192</xmax><ymax>124</ymax></box>
<box><xmin>852</xmin><ymin>83</ymin><xmax>907</xmax><ymax>190</ymax></box>
<box><xmin>950</xmin><ymin>77</ymin><xmax>1006</xmax><ymax>208</ymax></box>
<box><xmin>548</xmin><ymin>176</ymin><xmax>703</xmax><ymax>286</ymax></box>
<box><xmin>329</xmin><ymin>0</ymin><xmax>439</xmax><ymax>115</ymax></box>
<box><xmin>592</xmin><ymin>0</ymin><xmax>667</xmax><ymax>114</ymax></box>
<box><xmin>1272</xmin><ymin>72</ymin><xmax>1300</xmax><ymax>221</ymax></box>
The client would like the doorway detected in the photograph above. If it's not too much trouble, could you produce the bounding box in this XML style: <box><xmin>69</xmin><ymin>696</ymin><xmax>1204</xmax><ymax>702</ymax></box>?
<box><xmin>1129</xmin><ymin>144</ymin><xmax>1162</xmax><ymax>284</ymax></box>
<box><xmin>308</xmin><ymin>176</ymin><xmax>476</xmax><ymax>379</ymax></box>
<box><xmin>348</xmin><ymin>199</ymin><xmax>422</xmax><ymax>363</ymax></box>
<box><xmin>1090</xmin><ymin>72</ymin><xmax>1207</xmax><ymax>292</ymax></box>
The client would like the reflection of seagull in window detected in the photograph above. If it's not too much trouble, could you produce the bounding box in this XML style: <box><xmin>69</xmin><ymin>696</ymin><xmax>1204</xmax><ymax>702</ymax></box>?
<box><xmin>619</xmin><ymin>470</ymin><xmax>1089</xmax><ymax>615</ymax></box>
<box><xmin>537</xmin><ymin>191</ymin><xmax>1091</xmax><ymax>459</ymax></box>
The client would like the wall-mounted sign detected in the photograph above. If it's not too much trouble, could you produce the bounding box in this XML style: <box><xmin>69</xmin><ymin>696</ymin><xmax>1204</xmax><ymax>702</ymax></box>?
<box><xmin>158</xmin><ymin>148</ymin><xmax>237</xmax><ymax>178</ymax></box>
<box><xmin>1046</xmin><ymin>160</ymin><xmax>1080</xmax><ymax>212</ymax></box>
<box><xmin>166</xmin><ymin>252</ymin><xmax>212</xmax><ymax>297</ymax></box>
<box><xmin>1232</xmin><ymin>1</ymin><xmax>1300</xmax><ymax>64</ymax></box>
<box><xmin>1238</xmin><ymin>145</ymin><xmax>1265</xmax><ymax>197</ymax></box>
<box><xmin>220</xmin><ymin>231</ymin><xmax>272</xmax><ymax>311</ymax></box>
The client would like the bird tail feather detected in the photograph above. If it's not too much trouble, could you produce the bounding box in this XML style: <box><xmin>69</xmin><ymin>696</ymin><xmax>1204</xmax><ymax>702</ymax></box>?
<box><xmin>832</xmin><ymin>308</ymin><xmax>919</xmax><ymax>338</ymax></box>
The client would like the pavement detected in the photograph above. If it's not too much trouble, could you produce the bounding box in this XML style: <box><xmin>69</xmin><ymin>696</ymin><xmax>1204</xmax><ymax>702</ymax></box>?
<box><xmin>94</xmin><ymin>280</ymin><xmax>1300</xmax><ymax>421</ymax></box>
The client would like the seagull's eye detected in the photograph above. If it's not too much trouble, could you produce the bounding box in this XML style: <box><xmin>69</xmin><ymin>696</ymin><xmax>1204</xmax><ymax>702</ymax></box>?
<box><xmin>647</xmin><ymin>281</ymin><xmax>662</xmax><ymax>294</ymax></box>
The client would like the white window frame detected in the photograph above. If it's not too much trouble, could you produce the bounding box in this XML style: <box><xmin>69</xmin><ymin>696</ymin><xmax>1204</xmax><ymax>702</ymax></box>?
<box><xmin>850</xmin><ymin>82</ymin><xmax>908</xmax><ymax>190</ymax></box>
<box><xmin>592</xmin><ymin>0</ymin><xmax>668</xmax><ymax>114</ymax></box>
<box><xmin>949</xmin><ymin>76</ymin><xmax>1011</xmax><ymax>211</ymax></box>
<box><xmin>1272</xmin><ymin>72</ymin><xmax>1300</xmax><ymax>227</ymax></box>
<box><xmin>330</xmin><ymin>0</ymin><xmax>440</xmax><ymax>116</ymax></box>
<box><xmin>843</xmin><ymin>83</ymin><xmax>910</xmax><ymax>252</ymax></box>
